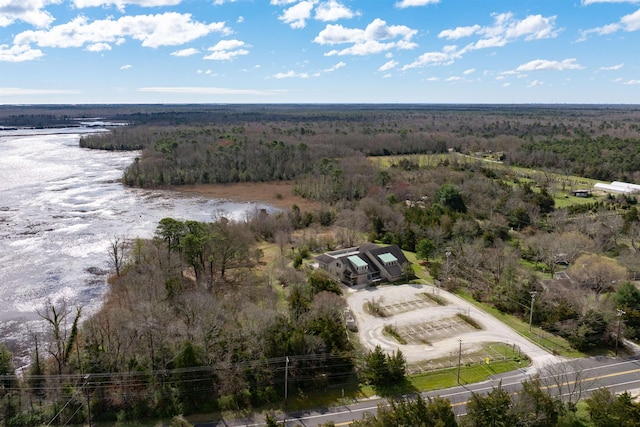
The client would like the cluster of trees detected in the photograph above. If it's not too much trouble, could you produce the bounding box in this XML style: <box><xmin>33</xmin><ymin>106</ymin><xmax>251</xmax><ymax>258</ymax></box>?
<box><xmin>362</xmin><ymin>346</ymin><xmax>407</xmax><ymax>389</ymax></box>
<box><xmin>79</xmin><ymin>121</ymin><xmax>447</xmax><ymax>187</ymax></box>
<box><xmin>0</xmin><ymin>215</ymin><xmax>357</xmax><ymax>424</ymax></box>
<box><xmin>509</xmin><ymin>135</ymin><xmax>640</xmax><ymax>182</ymax></box>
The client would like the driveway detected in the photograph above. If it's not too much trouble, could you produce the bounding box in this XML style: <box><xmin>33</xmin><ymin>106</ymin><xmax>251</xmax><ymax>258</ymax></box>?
<box><xmin>345</xmin><ymin>283</ymin><xmax>563</xmax><ymax>369</ymax></box>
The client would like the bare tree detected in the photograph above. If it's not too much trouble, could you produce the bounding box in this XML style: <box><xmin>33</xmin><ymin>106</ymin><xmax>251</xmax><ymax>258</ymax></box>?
<box><xmin>541</xmin><ymin>360</ymin><xmax>598</xmax><ymax>410</ymax></box>
<box><xmin>108</xmin><ymin>235</ymin><xmax>127</xmax><ymax>276</ymax></box>
<box><xmin>37</xmin><ymin>299</ymin><xmax>82</xmax><ymax>375</ymax></box>
<box><xmin>567</xmin><ymin>254</ymin><xmax>628</xmax><ymax>300</ymax></box>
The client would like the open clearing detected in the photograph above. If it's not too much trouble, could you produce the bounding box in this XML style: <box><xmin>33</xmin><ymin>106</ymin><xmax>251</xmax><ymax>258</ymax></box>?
<box><xmin>346</xmin><ymin>283</ymin><xmax>563</xmax><ymax>371</ymax></box>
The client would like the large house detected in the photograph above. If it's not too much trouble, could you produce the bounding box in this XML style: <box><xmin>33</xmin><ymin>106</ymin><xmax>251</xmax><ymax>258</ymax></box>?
<box><xmin>315</xmin><ymin>243</ymin><xmax>410</xmax><ymax>286</ymax></box>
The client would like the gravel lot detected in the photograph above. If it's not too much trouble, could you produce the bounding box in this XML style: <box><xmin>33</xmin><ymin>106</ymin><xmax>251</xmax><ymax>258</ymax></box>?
<box><xmin>345</xmin><ymin>283</ymin><xmax>564</xmax><ymax>370</ymax></box>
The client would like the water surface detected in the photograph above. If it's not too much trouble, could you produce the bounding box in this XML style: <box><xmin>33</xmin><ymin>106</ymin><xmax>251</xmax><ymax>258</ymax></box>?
<box><xmin>0</xmin><ymin>128</ymin><xmax>271</xmax><ymax>362</ymax></box>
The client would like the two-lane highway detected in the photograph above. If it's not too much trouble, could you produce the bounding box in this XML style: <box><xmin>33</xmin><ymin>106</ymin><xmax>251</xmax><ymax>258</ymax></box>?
<box><xmin>205</xmin><ymin>355</ymin><xmax>640</xmax><ymax>426</ymax></box>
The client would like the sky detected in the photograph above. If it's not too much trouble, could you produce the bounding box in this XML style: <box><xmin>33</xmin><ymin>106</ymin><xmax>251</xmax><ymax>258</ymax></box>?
<box><xmin>0</xmin><ymin>0</ymin><xmax>639</xmax><ymax>104</ymax></box>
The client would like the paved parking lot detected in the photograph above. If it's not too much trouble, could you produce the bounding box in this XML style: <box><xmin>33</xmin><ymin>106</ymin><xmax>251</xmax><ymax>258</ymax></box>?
<box><xmin>397</xmin><ymin>316</ymin><xmax>475</xmax><ymax>345</ymax></box>
<box><xmin>345</xmin><ymin>283</ymin><xmax>563</xmax><ymax>369</ymax></box>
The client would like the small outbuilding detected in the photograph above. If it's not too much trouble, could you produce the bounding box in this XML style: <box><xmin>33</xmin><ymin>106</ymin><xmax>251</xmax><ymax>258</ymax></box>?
<box><xmin>571</xmin><ymin>189</ymin><xmax>591</xmax><ymax>198</ymax></box>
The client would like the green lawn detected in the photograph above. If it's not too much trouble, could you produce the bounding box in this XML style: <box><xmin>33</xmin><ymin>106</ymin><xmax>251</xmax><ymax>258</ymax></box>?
<box><xmin>357</xmin><ymin>357</ymin><xmax>528</xmax><ymax>399</ymax></box>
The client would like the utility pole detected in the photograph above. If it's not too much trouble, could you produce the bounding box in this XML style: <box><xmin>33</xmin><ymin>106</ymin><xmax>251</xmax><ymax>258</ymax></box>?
<box><xmin>445</xmin><ymin>249</ymin><xmax>451</xmax><ymax>279</ymax></box>
<box><xmin>529</xmin><ymin>291</ymin><xmax>537</xmax><ymax>333</ymax></box>
<box><xmin>284</xmin><ymin>356</ymin><xmax>289</xmax><ymax>405</ymax></box>
<box><xmin>85</xmin><ymin>375</ymin><xmax>92</xmax><ymax>427</ymax></box>
<box><xmin>457</xmin><ymin>339</ymin><xmax>462</xmax><ymax>385</ymax></box>
<box><xmin>615</xmin><ymin>309</ymin><xmax>626</xmax><ymax>356</ymax></box>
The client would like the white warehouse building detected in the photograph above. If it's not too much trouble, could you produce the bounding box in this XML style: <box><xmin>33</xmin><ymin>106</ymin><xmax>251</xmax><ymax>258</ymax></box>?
<box><xmin>594</xmin><ymin>181</ymin><xmax>640</xmax><ymax>194</ymax></box>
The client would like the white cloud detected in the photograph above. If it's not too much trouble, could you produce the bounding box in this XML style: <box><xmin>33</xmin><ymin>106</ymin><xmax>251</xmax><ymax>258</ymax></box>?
<box><xmin>171</xmin><ymin>47</ymin><xmax>199</xmax><ymax>57</ymax></box>
<box><xmin>598</xmin><ymin>63</ymin><xmax>624</xmax><ymax>71</ymax></box>
<box><xmin>516</xmin><ymin>58</ymin><xmax>584</xmax><ymax>71</ymax></box>
<box><xmin>270</xmin><ymin>0</ymin><xmax>297</xmax><ymax>4</ymax></box>
<box><xmin>463</xmin><ymin>68</ymin><xmax>475</xmax><ymax>75</ymax></box>
<box><xmin>527</xmin><ymin>80</ymin><xmax>543</xmax><ymax>87</ymax></box>
<box><xmin>407</xmin><ymin>12</ymin><xmax>558</xmax><ymax>70</ymax></box>
<box><xmin>209</xmin><ymin>39</ymin><xmax>245</xmax><ymax>51</ymax></box>
<box><xmin>439</xmin><ymin>13</ymin><xmax>559</xmax><ymax>45</ymax></box>
<box><xmin>214</xmin><ymin>0</ymin><xmax>237</xmax><ymax>4</ymax></box>
<box><xmin>378</xmin><ymin>60</ymin><xmax>398</xmax><ymax>71</ymax></box>
<box><xmin>237</xmin><ymin>16</ymin><xmax>244</xmax><ymax>23</ymax></box>
<box><xmin>579</xmin><ymin>8</ymin><xmax>640</xmax><ymax>40</ymax></box>
<box><xmin>395</xmin><ymin>0</ymin><xmax>440</xmax><ymax>8</ymax></box>
<box><xmin>138</xmin><ymin>86</ymin><xmax>282</xmax><ymax>95</ymax></box>
<box><xmin>14</xmin><ymin>13</ymin><xmax>229</xmax><ymax>49</ymax></box>
<box><xmin>314</xmin><ymin>18</ymin><xmax>417</xmax><ymax>56</ymax></box>
<box><xmin>402</xmin><ymin>48</ymin><xmax>461</xmax><ymax>69</ymax></box>
<box><xmin>446</xmin><ymin>76</ymin><xmax>461</xmax><ymax>81</ymax></box>
<box><xmin>204</xmin><ymin>39</ymin><xmax>249</xmax><ymax>60</ymax></box>
<box><xmin>85</xmin><ymin>42</ymin><xmax>111</xmax><ymax>51</ymax></box>
<box><xmin>625</xmin><ymin>79</ymin><xmax>640</xmax><ymax>85</ymax></box>
<box><xmin>502</xmin><ymin>82</ymin><xmax>511</xmax><ymax>87</ymax></box>
<box><xmin>315</xmin><ymin>1</ymin><xmax>358</xmax><ymax>21</ymax></box>
<box><xmin>0</xmin><ymin>0</ymin><xmax>59</xmax><ymax>28</ymax></box>
<box><xmin>578</xmin><ymin>23</ymin><xmax>621</xmax><ymax>41</ymax></box>
<box><xmin>324</xmin><ymin>61</ymin><xmax>346</xmax><ymax>72</ymax></box>
<box><xmin>439</xmin><ymin>25</ymin><xmax>481</xmax><ymax>40</ymax></box>
<box><xmin>272</xmin><ymin>70</ymin><xmax>310</xmax><ymax>79</ymax></box>
<box><xmin>72</xmin><ymin>0</ymin><xmax>181</xmax><ymax>9</ymax></box>
<box><xmin>425</xmin><ymin>77</ymin><xmax>439</xmax><ymax>81</ymax></box>
<box><xmin>120</xmin><ymin>64</ymin><xmax>131</xmax><ymax>69</ymax></box>
<box><xmin>0</xmin><ymin>87</ymin><xmax>80</xmax><ymax>95</ymax></box>
<box><xmin>279</xmin><ymin>1</ymin><xmax>315</xmax><ymax>29</ymax></box>
<box><xmin>621</xmin><ymin>8</ymin><xmax>640</xmax><ymax>30</ymax></box>
<box><xmin>0</xmin><ymin>43</ymin><xmax>44</xmax><ymax>62</ymax></box>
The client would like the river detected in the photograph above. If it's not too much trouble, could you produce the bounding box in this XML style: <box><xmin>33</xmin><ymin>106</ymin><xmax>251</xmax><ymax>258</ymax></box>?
<box><xmin>0</xmin><ymin>127</ymin><xmax>272</xmax><ymax>364</ymax></box>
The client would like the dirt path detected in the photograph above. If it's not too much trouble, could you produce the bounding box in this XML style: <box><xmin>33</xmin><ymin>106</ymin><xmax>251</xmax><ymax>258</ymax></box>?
<box><xmin>346</xmin><ymin>283</ymin><xmax>563</xmax><ymax>370</ymax></box>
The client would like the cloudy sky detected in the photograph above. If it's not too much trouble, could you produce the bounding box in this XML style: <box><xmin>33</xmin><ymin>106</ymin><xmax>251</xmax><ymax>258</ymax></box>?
<box><xmin>1</xmin><ymin>0</ymin><xmax>639</xmax><ymax>104</ymax></box>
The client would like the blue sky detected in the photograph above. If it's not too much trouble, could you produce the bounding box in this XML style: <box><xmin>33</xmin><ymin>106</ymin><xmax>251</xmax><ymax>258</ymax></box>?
<box><xmin>1</xmin><ymin>0</ymin><xmax>639</xmax><ymax>104</ymax></box>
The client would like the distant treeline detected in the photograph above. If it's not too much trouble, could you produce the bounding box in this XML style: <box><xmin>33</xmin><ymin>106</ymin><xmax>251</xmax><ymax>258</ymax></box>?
<box><xmin>7</xmin><ymin>104</ymin><xmax>640</xmax><ymax>186</ymax></box>
<box><xmin>508</xmin><ymin>135</ymin><xmax>640</xmax><ymax>182</ymax></box>
<box><xmin>71</xmin><ymin>104</ymin><xmax>640</xmax><ymax>189</ymax></box>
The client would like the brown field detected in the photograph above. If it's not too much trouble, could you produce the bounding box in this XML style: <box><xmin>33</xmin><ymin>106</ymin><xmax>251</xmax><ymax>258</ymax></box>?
<box><xmin>171</xmin><ymin>181</ymin><xmax>322</xmax><ymax>211</ymax></box>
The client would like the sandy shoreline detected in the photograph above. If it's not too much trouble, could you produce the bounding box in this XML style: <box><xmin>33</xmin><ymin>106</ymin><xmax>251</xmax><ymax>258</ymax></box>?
<box><xmin>167</xmin><ymin>181</ymin><xmax>322</xmax><ymax>211</ymax></box>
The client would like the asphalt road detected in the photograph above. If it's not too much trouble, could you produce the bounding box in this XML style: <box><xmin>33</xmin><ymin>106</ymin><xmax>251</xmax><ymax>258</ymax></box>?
<box><xmin>193</xmin><ymin>355</ymin><xmax>640</xmax><ymax>427</ymax></box>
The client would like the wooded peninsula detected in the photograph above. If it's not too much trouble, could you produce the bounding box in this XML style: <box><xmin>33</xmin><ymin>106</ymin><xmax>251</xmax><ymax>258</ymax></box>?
<box><xmin>2</xmin><ymin>104</ymin><xmax>640</xmax><ymax>426</ymax></box>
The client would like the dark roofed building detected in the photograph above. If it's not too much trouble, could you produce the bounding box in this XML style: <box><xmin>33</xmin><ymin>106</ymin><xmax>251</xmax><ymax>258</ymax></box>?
<box><xmin>315</xmin><ymin>244</ymin><xmax>410</xmax><ymax>286</ymax></box>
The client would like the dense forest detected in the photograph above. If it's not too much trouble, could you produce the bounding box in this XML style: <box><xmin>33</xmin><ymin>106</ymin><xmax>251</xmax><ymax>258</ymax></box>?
<box><xmin>2</xmin><ymin>105</ymin><xmax>640</xmax><ymax>426</ymax></box>
<box><xmin>74</xmin><ymin>104</ymin><xmax>640</xmax><ymax>186</ymax></box>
